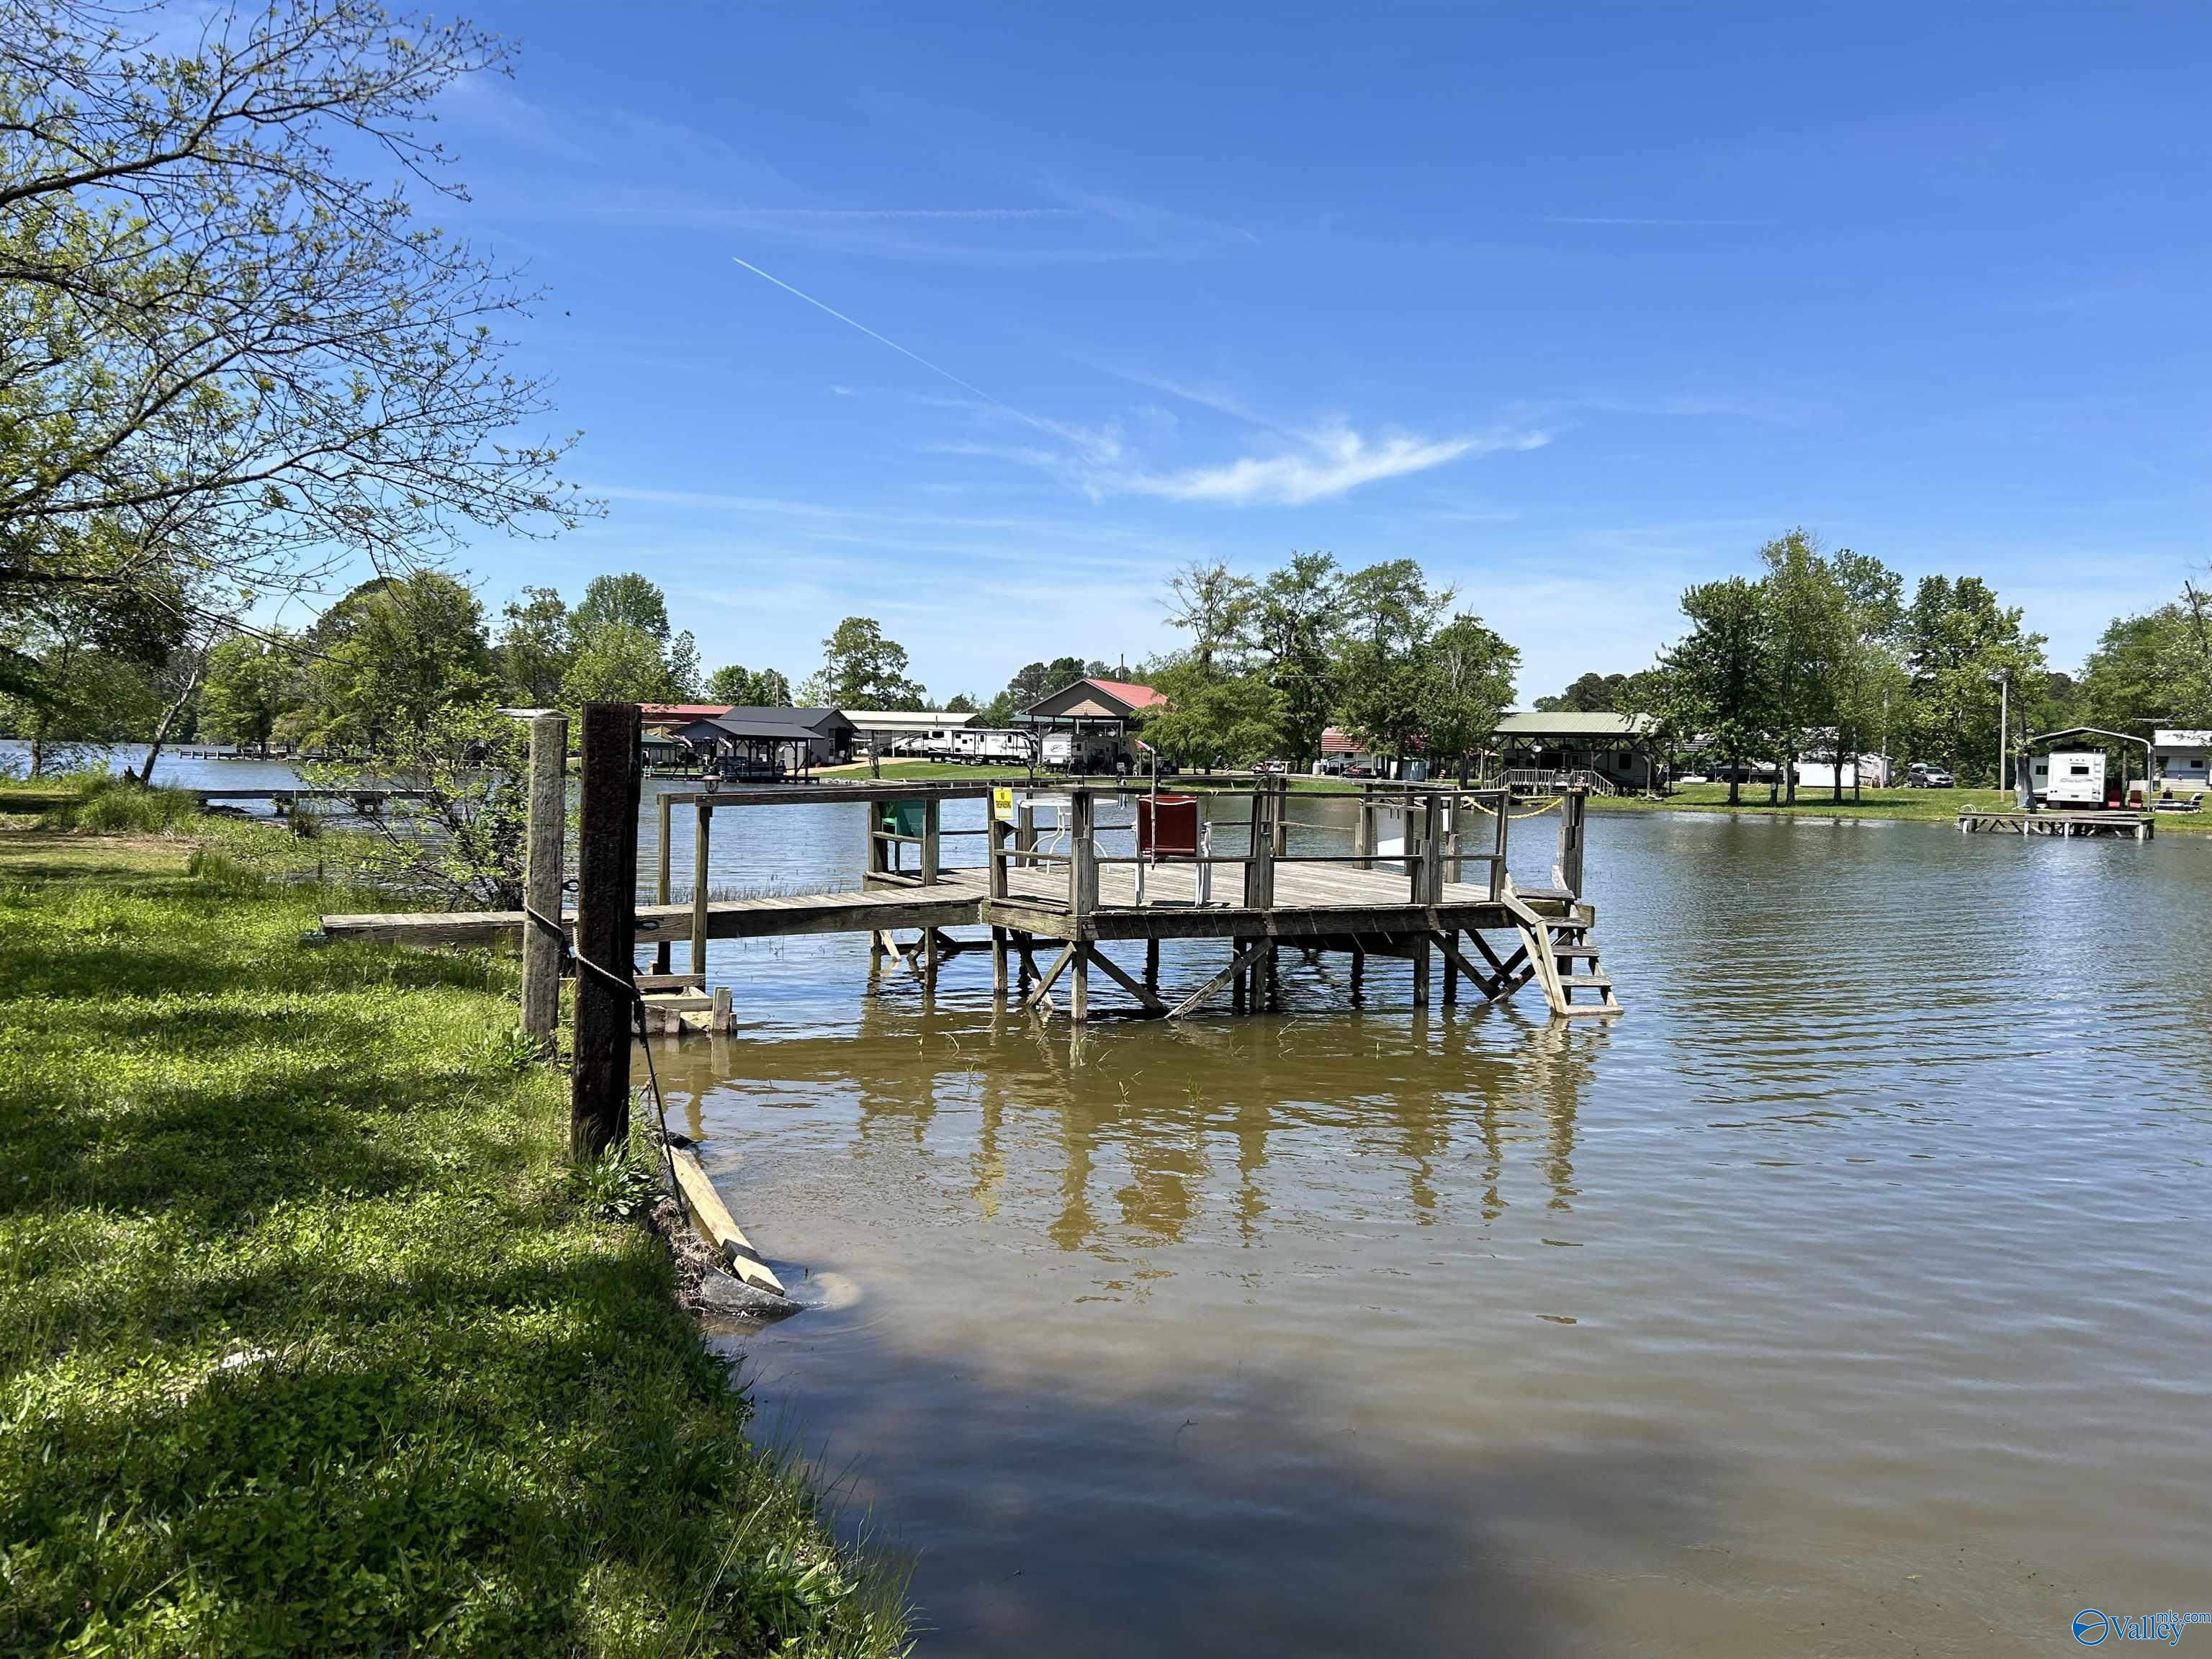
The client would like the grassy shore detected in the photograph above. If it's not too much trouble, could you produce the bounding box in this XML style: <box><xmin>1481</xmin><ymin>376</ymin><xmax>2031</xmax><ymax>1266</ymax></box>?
<box><xmin>0</xmin><ymin>815</ymin><xmax>907</xmax><ymax>1655</ymax></box>
<box><xmin>1589</xmin><ymin>781</ymin><xmax>2212</xmax><ymax>835</ymax></box>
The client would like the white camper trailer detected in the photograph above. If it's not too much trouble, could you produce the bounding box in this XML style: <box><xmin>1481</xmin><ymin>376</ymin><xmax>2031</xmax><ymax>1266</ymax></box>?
<box><xmin>2033</xmin><ymin>750</ymin><xmax>2108</xmax><ymax>807</ymax></box>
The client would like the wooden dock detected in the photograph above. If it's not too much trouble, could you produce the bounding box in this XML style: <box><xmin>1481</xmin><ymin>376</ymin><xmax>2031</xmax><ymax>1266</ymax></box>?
<box><xmin>1958</xmin><ymin>809</ymin><xmax>2154</xmax><ymax>840</ymax></box>
<box><xmin>323</xmin><ymin>777</ymin><xmax>1623</xmax><ymax>1023</ymax></box>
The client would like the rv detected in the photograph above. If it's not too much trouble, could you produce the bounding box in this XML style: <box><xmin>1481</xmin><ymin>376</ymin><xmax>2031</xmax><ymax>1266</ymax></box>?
<box><xmin>2032</xmin><ymin>750</ymin><xmax>2110</xmax><ymax>807</ymax></box>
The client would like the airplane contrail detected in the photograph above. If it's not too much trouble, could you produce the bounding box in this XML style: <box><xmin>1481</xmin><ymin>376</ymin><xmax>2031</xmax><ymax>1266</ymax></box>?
<box><xmin>729</xmin><ymin>254</ymin><xmax>1015</xmax><ymax>413</ymax></box>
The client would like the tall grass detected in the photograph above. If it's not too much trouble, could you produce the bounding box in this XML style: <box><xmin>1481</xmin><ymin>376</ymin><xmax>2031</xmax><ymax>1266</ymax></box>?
<box><xmin>33</xmin><ymin>774</ymin><xmax>204</xmax><ymax>834</ymax></box>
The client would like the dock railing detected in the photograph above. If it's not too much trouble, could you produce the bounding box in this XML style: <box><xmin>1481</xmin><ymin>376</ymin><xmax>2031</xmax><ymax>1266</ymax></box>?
<box><xmin>971</xmin><ymin>779</ymin><xmax>1585</xmax><ymax>915</ymax></box>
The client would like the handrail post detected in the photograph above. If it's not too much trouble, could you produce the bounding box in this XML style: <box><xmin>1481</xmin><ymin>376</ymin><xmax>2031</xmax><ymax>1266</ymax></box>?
<box><xmin>922</xmin><ymin>797</ymin><xmax>940</xmax><ymax>886</ymax></box>
<box><xmin>1017</xmin><ymin>798</ymin><xmax>1038</xmax><ymax>868</ymax></box>
<box><xmin>1245</xmin><ymin>786</ymin><xmax>1276</xmax><ymax>909</ymax></box>
<box><xmin>1488</xmin><ymin>787</ymin><xmax>1509</xmax><ymax>902</ymax></box>
<box><xmin>1417</xmin><ymin>791</ymin><xmax>1444</xmax><ymax>904</ymax></box>
<box><xmin>653</xmin><ymin>788</ymin><xmax>673</xmax><ymax>975</ymax></box>
<box><xmin>987</xmin><ymin>809</ymin><xmax>1010</xmax><ymax>995</ymax></box>
<box><xmin>691</xmin><ymin>797</ymin><xmax>710</xmax><ymax>976</ymax></box>
<box><xmin>1070</xmin><ymin>788</ymin><xmax>1096</xmax><ymax>930</ymax></box>
<box><xmin>1354</xmin><ymin>781</ymin><xmax>1373</xmax><ymax>870</ymax></box>
<box><xmin>1556</xmin><ymin>786</ymin><xmax>1587</xmax><ymax>898</ymax></box>
<box><xmin>521</xmin><ymin>712</ymin><xmax>567</xmax><ymax>1047</ymax></box>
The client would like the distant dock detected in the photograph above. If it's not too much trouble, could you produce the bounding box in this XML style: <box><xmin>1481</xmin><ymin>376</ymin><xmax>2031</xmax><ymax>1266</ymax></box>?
<box><xmin>1957</xmin><ymin>808</ymin><xmax>2154</xmax><ymax>841</ymax></box>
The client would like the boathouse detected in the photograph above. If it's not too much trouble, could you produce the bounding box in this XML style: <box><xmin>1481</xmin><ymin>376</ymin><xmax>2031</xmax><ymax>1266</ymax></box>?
<box><xmin>1492</xmin><ymin>711</ymin><xmax>1662</xmax><ymax>795</ymax></box>
<box><xmin>670</xmin><ymin>706</ymin><xmax>855</xmax><ymax>777</ymax></box>
<box><xmin>1020</xmin><ymin>677</ymin><xmax>1166</xmax><ymax>770</ymax></box>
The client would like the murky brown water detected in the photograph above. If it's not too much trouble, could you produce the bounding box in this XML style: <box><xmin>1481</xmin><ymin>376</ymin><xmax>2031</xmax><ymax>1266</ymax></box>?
<box><xmin>640</xmin><ymin>796</ymin><xmax>2212</xmax><ymax>1656</ymax></box>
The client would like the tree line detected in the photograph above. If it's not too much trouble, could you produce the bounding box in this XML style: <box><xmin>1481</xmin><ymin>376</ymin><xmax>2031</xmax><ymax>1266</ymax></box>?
<box><xmin>1549</xmin><ymin>529</ymin><xmax>2212</xmax><ymax>802</ymax></box>
<box><xmin>1132</xmin><ymin>552</ymin><xmax>1519</xmax><ymax>777</ymax></box>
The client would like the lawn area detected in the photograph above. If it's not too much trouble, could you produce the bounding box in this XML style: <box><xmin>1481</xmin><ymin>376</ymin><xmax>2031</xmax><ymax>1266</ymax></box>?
<box><xmin>1592</xmin><ymin>781</ymin><xmax>2212</xmax><ymax>835</ymax></box>
<box><xmin>0</xmin><ymin>825</ymin><xmax>907</xmax><ymax>1656</ymax></box>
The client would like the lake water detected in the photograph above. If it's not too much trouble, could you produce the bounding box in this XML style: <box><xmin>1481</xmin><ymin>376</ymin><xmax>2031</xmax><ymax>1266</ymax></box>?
<box><xmin>30</xmin><ymin>746</ymin><xmax>2212</xmax><ymax>1650</ymax></box>
<box><xmin>646</xmin><ymin>805</ymin><xmax>2212</xmax><ymax>1657</ymax></box>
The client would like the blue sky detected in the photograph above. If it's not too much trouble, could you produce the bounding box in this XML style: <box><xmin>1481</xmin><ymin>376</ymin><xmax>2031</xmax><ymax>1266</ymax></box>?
<box><xmin>410</xmin><ymin>1</ymin><xmax>2208</xmax><ymax>704</ymax></box>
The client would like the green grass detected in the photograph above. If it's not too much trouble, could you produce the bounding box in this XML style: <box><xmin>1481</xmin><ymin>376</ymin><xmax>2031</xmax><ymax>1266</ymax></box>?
<box><xmin>0</xmin><ymin>830</ymin><xmax>909</xmax><ymax>1657</ymax></box>
<box><xmin>1592</xmin><ymin>781</ymin><xmax>2212</xmax><ymax>834</ymax></box>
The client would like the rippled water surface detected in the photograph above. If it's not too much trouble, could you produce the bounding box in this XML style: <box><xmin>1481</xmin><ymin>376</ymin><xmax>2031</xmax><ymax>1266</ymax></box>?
<box><xmin>640</xmin><ymin>804</ymin><xmax>2212</xmax><ymax>1656</ymax></box>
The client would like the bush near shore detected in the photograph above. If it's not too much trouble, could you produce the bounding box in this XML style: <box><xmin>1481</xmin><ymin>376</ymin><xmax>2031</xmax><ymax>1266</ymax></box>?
<box><xmin>0</xmin><ymin>822</ymin><xmax>908</xmax><ymax>1657</ymax></box>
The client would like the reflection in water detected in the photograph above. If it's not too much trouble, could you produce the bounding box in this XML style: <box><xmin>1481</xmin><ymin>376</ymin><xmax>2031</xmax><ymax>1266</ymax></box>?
<box><xmin>653</xmin><ymin>988</ymin><xmax>1596</xmax><ymax>1264</ymax></box>
<box><xmin>644</xmin><ymin>814</ymin><xmax>2212</xmax><ymax>1658</ymax></box>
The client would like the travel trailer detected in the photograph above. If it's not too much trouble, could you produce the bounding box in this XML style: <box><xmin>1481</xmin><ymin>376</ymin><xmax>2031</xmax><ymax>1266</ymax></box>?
<box><xmin>2031</xmin><ymin>750</ymin><xmax>2110</xmax><ymax>807</ymax></box>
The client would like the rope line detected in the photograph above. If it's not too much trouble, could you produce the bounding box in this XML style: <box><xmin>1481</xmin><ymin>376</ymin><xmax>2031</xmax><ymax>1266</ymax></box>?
<box><xmin>521</xmin><ymin>899</ymin><xmax>678</xmax><ymax>1195</ymax></box>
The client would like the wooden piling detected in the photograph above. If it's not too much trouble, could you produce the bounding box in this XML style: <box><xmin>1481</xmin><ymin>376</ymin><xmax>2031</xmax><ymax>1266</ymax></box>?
<box><xmin>653</xmin><ymin>791</ymin><xmax>673</xmax><ymax>976</ymax></box>
<box><xmin>520</xmin><ymin>713</ymin><xmax>568</xmax><ymax>1048</ymax></box>
<box><xmin>570</xmin><ymin>702</ymin><xmax>641</xmax><ymax>1161</ymax></box>
<box><xmin>690</xmin><ymin>798</ymin><xmax>710</xmax><ymax>976</ymax></box>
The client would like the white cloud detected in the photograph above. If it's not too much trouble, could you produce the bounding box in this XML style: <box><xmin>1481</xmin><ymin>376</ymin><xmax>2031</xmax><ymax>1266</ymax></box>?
<box><xmin>1094</xmin><ymin>426</ymin><xmax>1548</xmax><ymax>507</ymax></box>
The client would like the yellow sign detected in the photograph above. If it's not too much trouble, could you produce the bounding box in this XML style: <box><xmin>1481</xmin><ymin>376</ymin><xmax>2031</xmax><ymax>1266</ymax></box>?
<box><xmin>992</xmin><ymin>786</ymin><xmax>1015</xmax><ymax>822</ymax></box>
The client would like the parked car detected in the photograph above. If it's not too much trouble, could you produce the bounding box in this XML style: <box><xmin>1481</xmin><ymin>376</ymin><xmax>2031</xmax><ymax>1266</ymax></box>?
<box><xmin>1252</xmin><ymin>758</ymin><xmax>1287</xmax><ymax>775</ymax></box>
<box><xmin>1907</xmin><ymin>763</ymin><xmax>1954</xmax><ymax>788</ymax></box>
<box><xmin>1342</xmin><ymin>763</ymin><xmax>1377</xmax><ymax>779</ymax></box>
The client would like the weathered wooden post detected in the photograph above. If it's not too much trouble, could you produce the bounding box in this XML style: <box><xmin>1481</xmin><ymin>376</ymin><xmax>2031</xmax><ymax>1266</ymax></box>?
<box><xmin>521</xmin><ymin>712</ymin><xmax>568</xmax><ymax>1048</ymax></box>
<box><xmin>1017</xmin><ymin>799</ymin><xmax>1038</xmax><ymax>868</ymax></box>
<box><xmin>1069</xmin><ymin>790</ymin><xmax>1095</xmax><ymax>1022</ymax></box>
<box><xmin>1354</xmin><ymin>783</ymin><xmax>1374</xmax><ymax>870</ymax></box>
<box><xmin>1419</xmin><ymin>791</ymin><xmax>1445</xmax><ymax>905</ymax></box>
<box><xmin>988</xmin><ymin>811</ymin><xmax>1010</xmax><ymax>996</ymax></box>
<box><xmin>1442</xmin><ymin>927</ymin><xmax>1459</xmax><ymax>1005</ymax></box>
<box><xmin>922</xmin><ymin>797</ymin><xmax>940</xmax><ymax>886</ymax></box>
<box><xmin>691</xmin><ymin>797</ymin><xmax>711</xmax><ymax>976</ymax></box>
<box><xmin>1487</xmin><ymin>788</ymin><xmax>1510</xmax><ymax>902</ymax></box>
<box><xmin>1555</xmin><ymin>787</ymin><xmax>1587</xmax><ymax>898</ymax></box>
<box><xmin>653</xmin><ymin>791</ymin><xmax>673</xmax><ymax>975</ymax></box>
<box><xmin>570</xmin><ymin>701</ymin><xmax>641</xmax><ymax>1160</ymax></box>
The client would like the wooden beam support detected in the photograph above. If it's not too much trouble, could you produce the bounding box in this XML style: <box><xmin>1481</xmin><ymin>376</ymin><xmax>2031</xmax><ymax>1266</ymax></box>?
<box><xmin>1169</xmin><ymin>939</ymin><xmax>1274</xmax><ymax>1020</ymax></box>
<box><xmin>570</xmin><ymin>702</ymin><xmax>641</xmax><ymax>1161</ymax></box>
<box><xmin>1084</xmin><ymin>943</ymin><xmax>1166</xmax><ymax>1014</ymax></box>
<box><xmin>1023</xmin><ymin>943</ymin><xmax>1077</xmax><ymax>1010</ymax></box>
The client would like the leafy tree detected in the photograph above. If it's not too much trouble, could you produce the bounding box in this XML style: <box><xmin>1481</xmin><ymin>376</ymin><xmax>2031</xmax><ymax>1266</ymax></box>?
<box><xmin>0</xmin><ymin>578</ymin><xmax>168</xmax><ymax>773</ymax></box>
<box><xmin>1533</xmin><ymin>670</ymin><xmax>1656</xmax><ymax>714</ymax></box>
<box><xmin>562</xmin><ymin>574</ymin><xmax>697</xmax><ymax>706</ymax></box>
<box><xmin>283</xmin><ymin>573</ymin><xmax>493</xmax><ymax>750</ymax></box>
<box><xmin>1416</xmin><ymin>613</ymin><xmax>1519</xmax><ymax>783</ymax></box>
<box><xmin>804</xmin><ymin>616</ymin><xmax>922</xmax><ymax>709</ymax></box>
<box><xmin>1335</xmin><ymin>560</ymin><xmax>1450</xmax><ymax>765</ymax></box>
<box><xmin>1139</xmin><ymin>658</ymin><xmax>1284</xmax><ymax>768</ymax></box>
<box><xmin>495</xmin><ymin>587</ymin><xmax>572</xmax><ymax>707</ymax></box>
<box><xmin>704</xmin><ymin>663</ymin><xmax>793</xmax><ymax>706</ymax></box>
<box><xmin>1249</xmin><ymin>551</ymin><xmax>1342</xmax><ymax>768</ymax></box>
<box><xmin>565</xmin><ymin>624</ymin><xmax>696</xmax><ymax>706</ymax></box>
<box><xmin>2082</xmin><ymin>585</ymin><xmax>2212</xmax><ymax>732</ymax></box>
<box><xmin>944</xmin><ymin>692</ymin><xmax>978</xmax><ymax>714</ymax></box>
<box><xmin>1164</xmin><ymin>562</ymin><xmax>1256</xmax><ymax>678</ymax></box>
<box><xmin>200</xmin><ymin>632</ymin><xmax>302</xmax><ymax>751</ymax></box>
<box><xmin>572</xmin><ymin>574</ymin><xmax>672</xmax><ymax>642</ymax></box>
<box><xmin>1655</xmin><ymin>576</ymin><xmax>1771</xmax><ymax>805</ymax></box>
<box><xmin>0</xmin><ymin>0</ymin><xmax>586</xmax><ymax>619</ymax></box>
<box><xmin>1757</xmin><ymin>530</ymin><xmax>1851</xmax><ymax>804</ymax></box>
<box><xmin>1825</xmin><ymin>547</ymin><xmax>1907</xmax><ymax>800</ymax></box>
<box><xmin>1899</xmin><ymin>575</ymin><xmax>2048</xmax><ymax>784</ymax></box>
